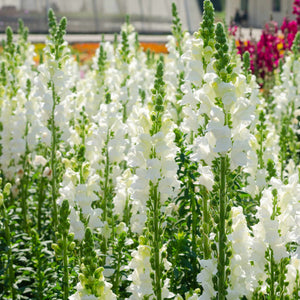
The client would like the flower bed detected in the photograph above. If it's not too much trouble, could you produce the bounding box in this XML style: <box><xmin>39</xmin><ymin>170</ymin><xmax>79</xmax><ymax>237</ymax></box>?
<box><xmin>0</xmin><ymin>1</ymin><xmax>300</xmax><ymax>299</ymax></box>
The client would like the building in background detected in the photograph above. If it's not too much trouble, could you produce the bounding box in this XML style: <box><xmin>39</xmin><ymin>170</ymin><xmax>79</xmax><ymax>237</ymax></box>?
<box><xmin>0</xmin><ymin>0</ymin><xmax>201</xmax><ymax>33</ymax></box>
<box><xmin>226</xmin><ymin>0</ymin><xmax>294</xmax><ymax>28</ymax></box>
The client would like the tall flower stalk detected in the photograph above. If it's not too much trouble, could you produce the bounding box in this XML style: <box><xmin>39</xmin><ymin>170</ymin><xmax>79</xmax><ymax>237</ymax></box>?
<box><xmin>46</xmin><ymin>9</ymin><xmax>68</xmax><ymax>231</ymax></box>
<box><xmin>148</xmin><ymin>58</ymin><xmax>166</xmax><ymax>300</ymax></box>
<box><xmin>52</xmin><ymin>200</ymin><xmax>75</xmax><ymax>300</ymax></box>
<box><xmin>70</xmin><ymin>227</ymin><xmax>116</xmax><ymax>299</ymax></box>
<box><xmin>0</xmin><ymin>182</ymin><xmax>15</xmax><ymax>300</ymax></box>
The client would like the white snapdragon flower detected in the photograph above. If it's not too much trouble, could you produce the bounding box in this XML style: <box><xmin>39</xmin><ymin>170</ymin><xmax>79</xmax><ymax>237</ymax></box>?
<box><xmin>128</xmin><ymin>245</ymin><xmax>153</xmax><ymax>299</ymax></box>
<box><xmin>88</xmin><ymin>208</ymin><xmax>103</xmax><ymax>230</ymax></box>
<box><xmin>227</xmin><ymin>207</ymin><xmax>255</xmax><ymax>299</ymax></box>
<box><xmin>212</xmin><ymin>77</ymin><xmax>235</xmax><ymax>106</ymax></box>
<box><xmin>206</xmin><ymin>107</ymin><xmax>232</xmax><ymax>154</ymax></box>
<box><xmin>196</xmin><ymin>165</ymin><xmax>214</xmax><ymax>191</ymax></box>
<box><xmin>69</xmin><ymin>208</ymin><xmax>85</xmax><ymax>241</ymax></box>
<box><xmin>74</xmin><ymin>178</ymin><xmax>99</xmax><ymax>216</ymax></box>
<box><xmin>146</xmin><ymin>158</ymin><xmax>161</xmax><ymax>183</ymax></box>
<box><xmin>70</xmin><ymin>279</ymin><xmax>116</xmax><ymax>300</ymax></box>
<box><xmin>113</xmin><ymin>169</ymin><xmax>132</xmax><ymax>219</ymax></box>
<box><xmin>286</xmin><ymin>255</ymin><xmax>300</xmax><ymax>295</ymax></box>
<box><xmin>33</xmin><ymin>155</ymin><xmax>47</xmax><ymax>167</ymax></box>
<box><xmin>197</xmin><ymin>259</ymin><xmax>217</xmax><ymax>299</ymax></box>
<box><xmin>252</xmin><ymin>176</ymin><xmax>300</xmax><ymax>270</ymax></box>
<box><xmin>190</xmin><ymin>135</ymin><xmax>216</xmax><ymax>166</ymax></box>
<box><xmin>181</xmin><ymin>36</ymin><xmax>204</xmax><ymax>86</ymax></box>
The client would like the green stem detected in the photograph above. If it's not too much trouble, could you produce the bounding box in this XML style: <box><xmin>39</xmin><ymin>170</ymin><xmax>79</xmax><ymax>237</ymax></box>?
<box><xmin>114</xmin><ymin>250</ymin><xmax>122</xmax><ymax>297</ymax></box>
<box><xmin>202</xmin><ymin>187</ymin><xmax>211</xmax><ymax>259</ymax></box>
<box><xmin>153</xmin><ymin>184</ymin><xmax>162</xmax><ymax>300</ymax></box>
<box><xmin>1</xmin><ymin>204</ymin><xmax>16</xmax><ymax>300</ymax></box>
<box><xmin>124</xmin><ymin>195</ymin><xmax>130</xmax><ymax>227</ymax></box>
<box><xmin>20</xmin><ymin>165</ymin><xmax>29</xmax><ymax>233</ymax></box>
<box><xmin>21</xmin><ymin>123</ymin><xmax>30</xmax><ymax>233</ymax></box>
<box><xmin>33</xmin><ymin>231</ymin><xmax>43</xmax><ymax>299</ymax></box>
<box><xmin>279</xmin><ymin>260</ymin><xmax>285</xmax><ymax>300</ymax></box>
<box><xmin>218</xmin><ymin>156</ymin><xmax>227</xmax><ymax>300</ymax></box>
<box><xmin>51</xmin><ymin>82</ymin><xmax>58</xmax><ymax>232</ymax></box>
<box><xmin>37</xmin><ymin>246</ymin><xmax>43</xmax><ymax>299</ymax></box>
<box><xmin>295</xmin><ymin>270</ymin><xmax>300</xmax><ymax>299</ymax></box>
<box><xmin>63</xmin><ymin>233</ymin><xmax>69</xmax><ymax>300</ymax></box>
<box><xmin>79</xmin><ymin>113</ymin><xmax>86</xmax><ymax>185</ymax></box>
<box><xmin>102</xmin><ymin>132</ymin><xmax>111</xmax><ymax>257</ymax></box>
<box><xmin>270</xmin><ymin>248</ymin><xmax>275</xmax><ymax>300</ymax></box>
<box><xmin>38</xmin><ymin>177</ymin><xmax>46</xmax><ymax>233</ymax></box>
<box><xmin>258</xmin><ymin>124</ymin><xmax>264</xmax><ymax>169</ymax></box>
<box><xmin>190</xmin><ymin>179</ymin><xmax>197</xmax><ymax>287</ymax></box>
<box><xmin>103</xmin><ymin>132</ymin><xmax>110</xmax><ymax>223</ymax></box>
<box><xmin>122</xmin><ymin>99</ymin><xmax>128</xmax><ymax>123</ymax></box>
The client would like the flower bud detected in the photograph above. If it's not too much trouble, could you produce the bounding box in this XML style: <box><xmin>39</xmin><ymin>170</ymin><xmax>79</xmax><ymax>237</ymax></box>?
<box><xmin>52</xmin><ymin>243</ymin><xmax>60</xmax><ymax>253</ymax></box>
<box><xmin>95</xmin><ymin>267</ymin><xmax>104</xmax><ymax>279</ymax></box>
<box><xmin>43</xmin><ymin>167</ymin><xmax>52</xmax><ymax>180</ymax></box>
<box><xmin>17</xmin><ymin>169</ymin><xmax>24</xmax><ymax>179</ymax></box>
<box><xmin>3</xmin><ymin>183</ymin><xmax>11</xmax><ymax>196</ymax></box>
<box><xmin>68</xmin><ymin>241</ymin><xmax>75</xmax><ymax>251</ymax></box>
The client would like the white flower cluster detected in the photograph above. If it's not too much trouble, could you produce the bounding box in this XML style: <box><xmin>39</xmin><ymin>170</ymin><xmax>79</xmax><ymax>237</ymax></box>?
<box><xmin>1</xmin><ymin>6</ymin><xmax>300</xmax><ymax>300</ymax></box>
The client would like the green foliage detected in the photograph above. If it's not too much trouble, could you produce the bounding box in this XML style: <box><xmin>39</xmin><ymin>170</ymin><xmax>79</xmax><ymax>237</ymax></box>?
<box><xmin>169</xmin><ymin>129</ymin><xmax>201</xmax><ymax>292</ymax></box>
<box><xmin>264</xmin><ymin>248</ymin><xmax>290</xmax><ymax>298</ymax></box>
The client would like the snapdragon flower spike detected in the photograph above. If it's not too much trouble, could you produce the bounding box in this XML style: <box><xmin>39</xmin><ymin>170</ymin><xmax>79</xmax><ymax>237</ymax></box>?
<box><xmin>226</xmin><ymin>207</ymin><xmax>256</xmax><ymax>299</ymax></box>
<box><xmin>292</xmin><ymin>32</ymin><xmax>300</xmax><ymax>56</ymax></box>
<box><xmin>198</xmin><ymin>0</ymin><xmax>215</xmax><ymax>69</ymax></box>
<box><xmin>119</xmin><ymin>16</ymin><xmax>131</xmax><ymax>65</ymax></box>
<box><xmin>17</xmin><ymin>19</ymin><xmax>35</xmax><ymax>67</ymax></box>
<box><xmin>70</xmin><ymin>227</ymin><xmax>116</xmax><ymax>299</ymax></box>
<box><xmin>251</xmin><ymin>174</ymin><xmax>300</xmax><ymax>298</ymax></box>
<box><xmin>127</xmin><ymin>237</ymin><xmax>153</xmax><ymax>299</ymax></box>
<box><xmin>172</xmin><ymin>129</ymin><xmax>203</xmax><ymax>291</ymax></box>
<box><xmin>179</xmin><ymin>0</ymin><xmax>214</xmax><ymax>109</ymax></box>
<box><xmin>171</xmin><ymin>3</ymin><xmax>184</xmax><ymax>57</ymax></box>
<box><xmin>97</xmin><ymin>45</ymin><xmax>108</xmax><ymax>80</ymax></box>
<box><xmin>242</xmin><ymin>51</ymin><xmax>251</xmax><ymax>83</ymax></box>
<box><xmin>52</xmin><ymin>199</ymin><xmax>75</xmax><ymax>300</ymax></box>
<box><xmin>214</xmin><ymin>23</ymin><xmax>233</xmax><ymax>83</ymax></box>
<box><xmin>165</xmin><ymin>3</ymin><xmax>189</xmax><ymax>125</ymax></box>
<box><xmin>0</xmin><ymin>22</ymin><xmax>35</xmax><ymax>188</ymax></box>
<box><xmin>0</xmin><ymin>182</ymin><xmax>17</xmax><ymax>299</ymax></box>
<box><xmin>39</xmin><ymin>9</ymin><xmax>79</xmax><ymax>233</ymax></box>
<box><xmin>17</xmin><ymin>19</ymin><xmax>28</xmax><ymax>41</ymax></box>
<box><xmin>0</xmin><ymin>62</ymin><xmax>6</xmax><ymax>86</ymax></box>
<box><xmin>87</xmin><ymin>102</ymin><xmax>127</xmax><ymax>262</ymax></box>
<box><xmin>148</xmin><ymin>58</ymin><xmax>167</xmax><ymax>300</ymax></box>
<box><xmin>17</xmin><ymin>79</ymin><xmax>33</xmax><ymax>234</ymax></box>
<box><xmin>243</xmin><ymin>105</ymin><xmax>276</xmax><ymax>203</ymax></box>
<box><xmin>127</xmin><ymin>58</ymin><xmax>177</xmax><ymax>300</ymax></box>
<box><xmin>271</xmin><ymin>33</ymin><xmax>300</xmax><ymax>178</ymax></box>
<box><xmin>198</xmin><ymin>22</ymin><xmax>235</xmax><ymax>300</ymax></box>
<box><xmin>113</xmin><ymin>18</ymin><xmax>149</xmax><ymax>122</ymax></box>
<box><xmin>150</xmin><ymin>57</ymin><xmax>165</xmax><ymax>135</ymax></box>
<box><xmin>4</xmin><ymin>26</ymin><xmax>15</xmax><ymax>57</ymax></box>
